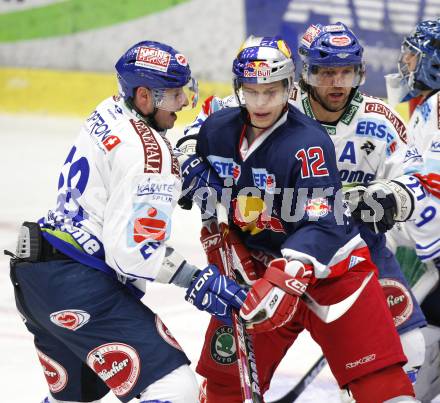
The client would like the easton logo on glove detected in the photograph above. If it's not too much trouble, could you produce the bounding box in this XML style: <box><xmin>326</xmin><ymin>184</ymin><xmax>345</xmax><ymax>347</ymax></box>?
<box><xmin>186</xmin><ymin>267</ymin><xmax>215</xmax><ymax>304</ymax></box>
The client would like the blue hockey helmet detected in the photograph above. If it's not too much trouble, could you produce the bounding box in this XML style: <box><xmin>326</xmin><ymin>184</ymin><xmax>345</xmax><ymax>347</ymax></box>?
<box><xmin>299</xmin><ymin>23</ymin><xmax>365</xmax><ymax>87</ymax></box>
<box><xmin>232</xmin><ymin>35</ymin><xmax>295</xmax><ymax>107</ymax></box>
<box><xmin>115</xmin><ymin>40</ymin><xmax>197</xmax><ymax>108</ymax></box>
<box><xmin>399</xmin><ymin>19</ymin><xmax>440</xmax><ymax>92</ymax></box>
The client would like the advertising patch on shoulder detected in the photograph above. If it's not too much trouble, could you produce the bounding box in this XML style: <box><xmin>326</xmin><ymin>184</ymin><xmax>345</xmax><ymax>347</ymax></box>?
<box><xmin>87</xmin><ymin>343</ymin><xmax>140</xmax><ymax>397</ymax></box>
<box><xmin>252</xmin><ymin>168</ymin><xmax>276</xmax><ymax>193</ymax></box>
<box><xmin>103</xmin><ymin>135</ymin><xmax>121</xmax><ymax>152</ymax></box>
<box><xmin>136</xmin><ymin>46</ymin><xmax>171</xmax><ymax>72</ymax></box>
<box><xmin>210</xmin><ymin>325</ymin><xmax>237</xmax><ymax>365</ymax></box>
<box><xmin>37</xmin><ymin>349</ymin><xmax>68</xmax><ymax>393</ymax></box>
<box><xmin>207</xmin><ymin>155</ymin><xmax>241</xmax><ymax>181</ymax></box>
<box><xmin>364</xmin><ymin>102</ymin><xmax>407</xmax><ymax>143</ymax></box>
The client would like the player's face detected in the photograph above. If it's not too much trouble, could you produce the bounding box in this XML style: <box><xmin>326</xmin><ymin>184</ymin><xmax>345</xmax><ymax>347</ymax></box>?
<box><xmin>242</xmin><ymin>81</ymin><xmax>287</xmax><ymax>128</ymax></box>
<box><xmin>153</xmin><ymin>107</ymin><xmax>181</xmax><ymax>130</ymax></box>
<box><xmin>400</xmin><ymin>47</ymin><xmax>419</xmax><ymax>74</ymax></box>
<box><xmin>311</xmin><ymin>66</ymin><xmax>354</xmax><ymax>112</ymax></box>
<box><xmin>136</xmin><ymin>86</ymin><xmax>190</xmax><ymax>130</ymax></box>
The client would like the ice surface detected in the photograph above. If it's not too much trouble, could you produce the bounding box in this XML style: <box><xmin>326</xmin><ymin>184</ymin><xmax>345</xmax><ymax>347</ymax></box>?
<box><xmin>1</xmin><ymin>113</ymin><xmax>427</xmax><ymax>402</ymax></box>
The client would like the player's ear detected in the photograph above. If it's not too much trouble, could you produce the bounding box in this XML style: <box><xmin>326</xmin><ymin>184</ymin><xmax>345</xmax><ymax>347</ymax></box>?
<box><xmin>134</xmin><ymin>86</ymin><xmax>154</xmax><ymax>114</ymax></box>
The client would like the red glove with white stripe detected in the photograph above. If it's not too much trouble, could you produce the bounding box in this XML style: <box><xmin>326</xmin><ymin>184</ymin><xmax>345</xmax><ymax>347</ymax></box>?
<box><xmin>240</xmin><ymin>258</ymin><xmax>312</xmax><ymax>334</ymax></box>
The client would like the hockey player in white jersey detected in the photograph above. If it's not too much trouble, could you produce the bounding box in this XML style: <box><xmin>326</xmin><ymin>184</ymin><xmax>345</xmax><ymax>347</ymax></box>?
<box><xmin>183</xmin><ymin>23</ymin><xmax>427</xmax><ymax>397</ymax></box>
<box><xmin>358</xmin><ymin>19</ymin><xmax>440</xmax><ymax>402</ymax></box>
<box><xmin>7</xmin><ymin>40</ymin><xmax>247</xmax><ymax>403</ymax></box>
<box><xmin>296</xmin><ymin>21</ymin><xmax>428</xmax><ymax>401</ymax></box>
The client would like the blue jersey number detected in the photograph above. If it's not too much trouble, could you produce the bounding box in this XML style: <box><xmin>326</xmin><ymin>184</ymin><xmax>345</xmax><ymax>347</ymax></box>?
<box><xmin>56</xmin><ymin>146</ymin><xmax>90</xmax><ymax>222</ymax></box>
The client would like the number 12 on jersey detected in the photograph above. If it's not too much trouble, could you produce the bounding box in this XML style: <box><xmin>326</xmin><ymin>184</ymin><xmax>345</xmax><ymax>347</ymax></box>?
<box><xmin>295</xmin><ymin>147</ymin><xmax>329</xmax><ymax>178</ymax></box>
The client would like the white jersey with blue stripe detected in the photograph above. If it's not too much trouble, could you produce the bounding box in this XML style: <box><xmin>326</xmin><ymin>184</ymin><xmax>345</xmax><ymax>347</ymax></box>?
<box><xmin>388</xmin><ymin>91</ymin><xmax>440</xmax><ymax>262</ymax></box>
<box><xmin>40</xmin><ymin>95</ymin><xmax>182</xmax><ymax>285</ymax></box>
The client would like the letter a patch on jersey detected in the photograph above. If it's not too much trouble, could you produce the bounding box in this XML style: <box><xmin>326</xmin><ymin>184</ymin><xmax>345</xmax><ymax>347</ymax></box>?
<box><xmin>339</xmin><ymin>141</ymin><xmax>357</xmax><ymax>164</ymax></box>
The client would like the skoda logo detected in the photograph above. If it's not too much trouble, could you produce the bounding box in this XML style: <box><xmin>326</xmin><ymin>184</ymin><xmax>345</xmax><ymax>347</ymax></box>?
<box><xmin>210</xmin><ymin>326</ymin><xmax>237</xmax><ymax>365</ymax></box>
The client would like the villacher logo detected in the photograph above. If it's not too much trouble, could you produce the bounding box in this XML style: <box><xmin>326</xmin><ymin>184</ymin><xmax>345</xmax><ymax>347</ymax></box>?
<box><xmin>87</xmin><ymin>343</ymin><xmax>140</xmax><ymax>397</ymax></box>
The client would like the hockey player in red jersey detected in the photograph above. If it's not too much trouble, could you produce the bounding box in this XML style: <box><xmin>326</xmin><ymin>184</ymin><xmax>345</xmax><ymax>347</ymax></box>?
<box><xmin>178</xmin><ymin>35</ymin><xmax>418</xmax><ymax>402</ymax></box>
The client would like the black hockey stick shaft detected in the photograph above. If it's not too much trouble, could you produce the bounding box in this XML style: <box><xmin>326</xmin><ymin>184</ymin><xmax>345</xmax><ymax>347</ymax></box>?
<box><xmin>268</xmin><ymin>355</ymin><xmax>327</xmax><ymax>403</ymax></box>
<box><xmin>216</xmin><ymin>203</ymin><xmax>263</xmax><ymax>403</ymax></box>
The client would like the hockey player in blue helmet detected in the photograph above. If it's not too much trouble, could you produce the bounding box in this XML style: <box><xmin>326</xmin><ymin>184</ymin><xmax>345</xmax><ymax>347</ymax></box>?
<box><xmin>294</xmin><ymin>23</ymin><xmax>427</xmax><ymax>398</ymax></box>
<box><xmin>352</xmin><ymin>19</ymin><xmax>440</xmax><ymax>401</ymax></box>
<box><xmin>386</xmin><ymin>19</ymin><xmax>440</xmax><ymax>106</ymax></box>
<box><xmin>298</xmin><ymin>23</ymin><xmax>365</xmax><ymax>115</ymax></box>
<box><xmin>7</xmin><ymin>40</ymin><xmax>247</xmax><ymax>403</ymax></box>
<box><xmin>115</xmin><ymin>40</ymin><xmax>198</xmax><ymax>131</ymax></box>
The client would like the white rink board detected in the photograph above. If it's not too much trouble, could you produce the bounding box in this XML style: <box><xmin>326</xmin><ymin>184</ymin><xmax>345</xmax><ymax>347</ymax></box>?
<box><xmin>1</xmin><ymin>113</ymin><xmax>423</xmax><ymax>402</ymax></box>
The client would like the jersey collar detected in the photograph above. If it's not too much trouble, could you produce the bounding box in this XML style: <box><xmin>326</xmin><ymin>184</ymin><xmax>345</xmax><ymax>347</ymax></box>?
<box><xmin>300</xmin><ymin>89</ymin><xmax>364</xmax><ymax>136</ymax></box>
<box><xmin>238</xmin><ymin>110</ymin><xmax>288</xmax><ymax>161</ymax></box>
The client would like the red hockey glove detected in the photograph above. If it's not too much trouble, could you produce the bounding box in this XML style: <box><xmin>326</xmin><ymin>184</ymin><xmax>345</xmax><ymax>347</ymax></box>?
<box><xmin>240</xmin><ymin>258</ymin><xmax>312</xmax><ymax>334</ymax></box>
<box><xmin>200</xmin><ymin>220</ymin><xmax>261</xmax><ymax>285</ymax></box>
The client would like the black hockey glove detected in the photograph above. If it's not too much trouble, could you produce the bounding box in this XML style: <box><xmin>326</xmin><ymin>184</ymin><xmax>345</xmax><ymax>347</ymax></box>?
<box><xmin>345</xmin><ymin>179</ymin><xmax>415</xmax><ymax>233</ymax></box>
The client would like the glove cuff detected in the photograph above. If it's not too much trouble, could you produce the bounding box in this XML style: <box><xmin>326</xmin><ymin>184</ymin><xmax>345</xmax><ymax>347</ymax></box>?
<box><xmin>158</xmin><ymin>246</ymin><xmax>198</xmax><ymax>288</ymax></box>
<box><xmin>376</xmin><ymin>178</ymin><xmax>414</xmax><ymax>221</ymax></box>
<box><xmin>264</xmin><ymin>260</ymin><xmax>309</xmax><ymax>296</ymax></box>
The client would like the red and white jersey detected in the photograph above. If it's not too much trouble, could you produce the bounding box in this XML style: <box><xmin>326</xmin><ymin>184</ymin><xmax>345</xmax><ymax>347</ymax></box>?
<box><xmin>388</xmin><ymin>91</ymin><xmax>440</xmax><ymax>262</ymax></box>
<box><xmin>41</xmin><ymin>95</ymin><xmax>182</xmax><ymax>283</ymax></box>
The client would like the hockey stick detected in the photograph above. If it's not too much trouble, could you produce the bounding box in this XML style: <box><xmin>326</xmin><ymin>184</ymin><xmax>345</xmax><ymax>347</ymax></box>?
<box><xmin>216</xmin><ymin>203</ymin><xmax>373</xmax><ymax>401</ymax></box>
<box><xmin>268</xmin><ymin>355</ymin><xmax>328</xmax><ymax>403</ymax></box>
<box><xmin>216</xmin><ymin>203</ymin><xmax>263</xmax><ymax>402</ymax></box>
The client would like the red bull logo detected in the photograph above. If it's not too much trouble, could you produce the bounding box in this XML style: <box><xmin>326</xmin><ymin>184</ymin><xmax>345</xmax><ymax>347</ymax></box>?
<box><xmin>232</xmin><ymin>196</ymin><xmax>285</xmax><ymax>235</ymax></box>
<box><xmin>243</xmin><ymin>61</ymin><xmax>271</xmax><ymax>78</ymax></box>
<box><xmin>305</xmin><ymin>198</ymin><xmax>331</xmax><ymax>218</ymax></box>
